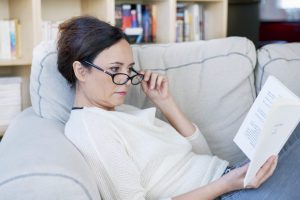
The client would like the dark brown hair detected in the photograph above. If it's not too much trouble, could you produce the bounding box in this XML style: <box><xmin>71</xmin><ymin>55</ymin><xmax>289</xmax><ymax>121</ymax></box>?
<box><xmin>57</xmin><ymin>16</ymin><xmax>128</xmax><ymax>87</ymax></box>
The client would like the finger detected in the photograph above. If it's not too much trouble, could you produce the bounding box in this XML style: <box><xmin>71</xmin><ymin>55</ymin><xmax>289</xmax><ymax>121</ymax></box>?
<box><xmin>156</xmin><ymin>75</ymin><xmax>165</xmax><ymax>90</ymax></box>
<box><xmin>251</xmin><ymin>155</ymin><xmax>277</xmax><ymax>187</ymax></box>
<box><xmin>259</xmin><ymin>156</ymin><xmax>278</xmax><ymax>183</ymax></box>
<box><xmin>139</xmin><ymin>70</ymin><xmax>145</xmax><ymax>75</ymax></box>
<box><xmin>143</xmin><ymin>70</ymin><xmax>152</xmax><ymax>82</ymax></box>
<box><xmin>256</xmin><ymin>156</ymin><xmax>275</xmax><ymax>178</ymax></box>
<box><xmin>161</xmin><ymin>78</ymin><xmax>169</xmax><ymax>96</ymax></box>
<box><xmin>150</xmin><ymin>73</ymin><xmax>159</xmax><ymax>90</ymax></box>
<box><xmin>141</xmin><ymin>79</ymin><xmax>148</xmax><ymax>90</ymax></box>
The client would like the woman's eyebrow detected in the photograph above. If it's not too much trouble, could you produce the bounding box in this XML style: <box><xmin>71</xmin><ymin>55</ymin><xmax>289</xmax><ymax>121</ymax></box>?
<box><xmin>109</xmin><ymin>62</ymin><xmax>135</xmax><ymax>66</ymax></box>
<box><xmin>109</xmin><ymin>62</ymin><xmax>123</xmax><ymax>65</ymax></box>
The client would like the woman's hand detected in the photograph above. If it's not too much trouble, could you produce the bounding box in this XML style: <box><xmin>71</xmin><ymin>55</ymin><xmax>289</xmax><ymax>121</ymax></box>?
<box><xmin>139</xmin><ymin>70</ymin><xmax>198</xmax><ymax>138</ymax></box>
<box><xmin>245</xmin><ymin>155</ymin><xmax>278</xmax><ymax>188</ymax></box>
<box><xmin>221</xmin><ymin>155</ymin><xmax>278</xmax><ymax>192</ymax></box>
<box><xmin>140</xmin><ymin>70</ymin><xmax>171</xmax><ymax>105</ymax></box>
<box><xmin>172</xmin><ymin>156</ymin><xmax>278</xmax><ymax>200</ymax></box>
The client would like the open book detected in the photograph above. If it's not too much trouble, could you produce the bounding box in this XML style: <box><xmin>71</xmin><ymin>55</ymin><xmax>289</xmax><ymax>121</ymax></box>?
<box><xmin>233</xmin><ymin>76</ymin><xmax>300</xmax><ymax>187</ymax></box>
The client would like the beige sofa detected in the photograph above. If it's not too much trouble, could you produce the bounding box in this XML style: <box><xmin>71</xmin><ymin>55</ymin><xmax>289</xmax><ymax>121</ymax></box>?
<box><xmin>0</xmin><ymin>37</ymin><xmax>299</xmax><ymax>199</ymax></box>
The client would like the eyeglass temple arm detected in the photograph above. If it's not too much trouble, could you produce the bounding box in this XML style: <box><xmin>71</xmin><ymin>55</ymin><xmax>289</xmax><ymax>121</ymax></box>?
<box><xmin>82</xmin><ymin>60</ymin><xmax>105</xmax><ymax>72</ymax></box>
<box><xmin>131</xmin><ymin>67</ymin><xmax>143</xmax><ymax>75</ymax></box>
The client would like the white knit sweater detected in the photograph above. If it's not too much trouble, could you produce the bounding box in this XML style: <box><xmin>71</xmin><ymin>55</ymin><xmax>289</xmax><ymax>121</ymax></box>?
<box><xmin>65</xmin><ymin>105</ymin><xmax>228</xmax><ymax>200</ymax></box>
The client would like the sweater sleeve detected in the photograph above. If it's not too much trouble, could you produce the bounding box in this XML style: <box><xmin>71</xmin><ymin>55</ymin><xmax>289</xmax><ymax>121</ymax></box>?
<box><xmin>81</xmin><ymin>111</ymin><xmax>172</xmax><ymax>200</ymax></box>
<box><xmin>185</xmin><ymin>124</ymin><xmax>212</xmax><ymax>155</ymax></box>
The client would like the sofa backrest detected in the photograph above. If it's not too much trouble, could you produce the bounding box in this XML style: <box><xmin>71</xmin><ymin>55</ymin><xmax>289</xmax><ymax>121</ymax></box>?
<box><xmin>29</xmin><ymin>37</ymin><xmax>256</xmax><ymax>164</ymax></box>
<box><xmin>30</xmin><ymin>41</ymin><xmax>74</xmax><ymax>124</ymax></box>
<box><xmin>127</xmin><ymin>37</ymin><xmax>256</xmax><ymax>163</ymax></box>
<box><xmin>256</xmin><ymin>42</ymin><xmax>300</xmax><ymax>97</ymax></box>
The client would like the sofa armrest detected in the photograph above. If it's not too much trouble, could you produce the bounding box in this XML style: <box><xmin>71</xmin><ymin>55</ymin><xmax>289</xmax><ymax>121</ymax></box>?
<box><xmin>0</xmin><ymin>108</ymin><xmax>101</xmax><ymax>200</ymax></box>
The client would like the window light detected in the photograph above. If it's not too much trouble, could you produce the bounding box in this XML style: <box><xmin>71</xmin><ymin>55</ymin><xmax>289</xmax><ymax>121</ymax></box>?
<box><xmin>280</xmin><ymin>0</ymin><xmax>300</xmax><ymax>9</ymax></box>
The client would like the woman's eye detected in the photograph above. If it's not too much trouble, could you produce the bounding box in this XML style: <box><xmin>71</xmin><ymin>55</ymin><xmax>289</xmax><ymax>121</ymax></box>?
<box><xmin>128</xmin><ymin>67</ymin><xmax>133</xmax><ymax>74</ymax></box>
<box><xmin>109</xmin><ymin>67</ymin><xmax>119</xmax><ymax>73</ymax></box>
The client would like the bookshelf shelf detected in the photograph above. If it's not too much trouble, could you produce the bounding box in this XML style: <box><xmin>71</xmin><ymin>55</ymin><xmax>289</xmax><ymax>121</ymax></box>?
<box><xmin>0</xmin><ymin>0</ymin><xmax>227</xmax><ymax>134</ymax></box>
<box><xmin>0</xmin><ymin>59</ymin><xmax>31</xmax><ymax>67</ymax></box>
<box><xmin>179</xmin><ymin>0</ymin><xmax>224</xmax><ymax>2</ymax></box>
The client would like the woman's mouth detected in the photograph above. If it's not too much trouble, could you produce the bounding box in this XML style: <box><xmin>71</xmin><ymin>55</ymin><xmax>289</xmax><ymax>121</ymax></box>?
<box><xmin>115</xmin><ymin>91</ymin><xmax>127</xmax><ymax>96</ymax></box>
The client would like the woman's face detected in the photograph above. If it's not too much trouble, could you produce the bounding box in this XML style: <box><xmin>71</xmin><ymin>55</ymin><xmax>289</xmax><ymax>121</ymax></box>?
<box><xmin>77</xmin><ymin>39</ymin><xmax>135</xmax><ymax>110</ymax></box>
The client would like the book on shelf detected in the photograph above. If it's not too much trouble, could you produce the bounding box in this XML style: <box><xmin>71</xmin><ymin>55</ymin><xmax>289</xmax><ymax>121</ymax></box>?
<box><xmin>115</xmin><ymin>3</ymin><xmax>156</xmax><ymax>44</ymax></box>
<box><xmin>0</xmin><ymin>19</ymin><xmax>21</xmax><ymax>60</ymax></box>
<box><xmin>233</xmin><ymin>76</ymin><xmax>300</xmax><ymax>187</ymax></box>
<box><xmin>176</xmin><ymin>3</ymin><xmax>185</xmax><ymax>42</ymax></box>
<box><xmin>176</xmin><ymin>3</ymin><xmax>204</xmax><ymax>42</ymax></box>
<box><xmin>0</xmin><ymin>77</ymin><xmax>22</xmax><ymax>132</ymax></box>
<box><xmin>41</xmin><ymin>20</ymin><xmax>62</xmax><ymax>42</ymax></box>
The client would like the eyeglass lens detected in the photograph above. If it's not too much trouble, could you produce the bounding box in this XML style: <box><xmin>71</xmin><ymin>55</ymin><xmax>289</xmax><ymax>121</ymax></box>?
<box><xmin>113</xmin><ymin>74</ymin><xmax>144</xmax><ymax>85</ymax></box>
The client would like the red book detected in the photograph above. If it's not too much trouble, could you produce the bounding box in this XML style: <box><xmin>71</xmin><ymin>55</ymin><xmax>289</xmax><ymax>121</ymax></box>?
<box><xmin>122</xmin><ymin>4</ymin><xmax>132</xmax><ymax>30</ymax></box>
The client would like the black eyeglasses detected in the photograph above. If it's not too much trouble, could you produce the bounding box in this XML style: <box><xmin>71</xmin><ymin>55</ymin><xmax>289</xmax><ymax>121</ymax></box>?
<box><xmin>81</xmin><ymin>60</ymin><xmax>144</xmax><ymax>85</ymax></box>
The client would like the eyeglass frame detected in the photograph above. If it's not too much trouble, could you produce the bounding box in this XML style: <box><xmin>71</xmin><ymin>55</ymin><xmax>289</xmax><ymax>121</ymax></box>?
<box><xmin>81</xmin><ymin>60</ymin><xmax>144</xmax><ymax>85</ymax></box>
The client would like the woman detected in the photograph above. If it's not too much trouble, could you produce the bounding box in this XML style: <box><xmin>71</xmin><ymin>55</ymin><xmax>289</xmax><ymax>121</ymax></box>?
<box><xmin>58</xmin><ymin>16</ymin><xmax>300</xmax><ymax>200</ymax></box>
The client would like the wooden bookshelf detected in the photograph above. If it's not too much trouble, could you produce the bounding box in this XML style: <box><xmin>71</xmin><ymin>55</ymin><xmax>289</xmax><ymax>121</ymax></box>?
<box><xmin>1</xmin><ymin>0</ymin><xmax>228</xmax><ymax>58</ymax></box>
<box><xmin>0</xmin><ymin>59</ymin><xmax>31</xmax><ymax>66</ymax></box>
<box><xmin>0</xmin><ymin>0</ymin><xmax>227</xmax><ymax>133</ymax></box>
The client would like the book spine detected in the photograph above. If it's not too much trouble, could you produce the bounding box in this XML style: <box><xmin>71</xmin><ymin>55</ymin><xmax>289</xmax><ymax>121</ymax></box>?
<box><xmin>176</xmin><ymin>3</ymin><xmax>185</xmax><ymax>42</ymax></box>
<box><xmin>9</xmin><ymin>20</ymin><xmax>17</xmax><ymax>59</ymax></box>
<box><xmin>16</xmin><ymin>20</ymin><xmax>21</xmax><ymax>58</ymax></box>
<box><xmin>184</xmin><ymin>9</ymin><xmax>190</xmax><ymax>41</ymax></box>
<box><xmin>131</xmin><ymin>9</ymin><xmax>138</xmax><ymax>28</ymax></box>
<box><xmin>0</xmin><ymin>20</ymin><xmax>11</xmax><ymax>59</ymax></box>
<box><xmin>41</xmin><ymin>20</ymin><xmax>62</xmax><ymax>41</ymax></box>
<box><xmin>115</xmin><ymin>4</ymin><xmax>123</xmax><ymax>28</ymax></box>
<box><xmin>151</xmin><ymin>4</ymin><xmax>157</xmax><ymax>43</ymax></box>
<box><xmin>142</xmin><ymin>5</ymin><xmax>152</xmax><ymax>43</ymax></box>
<box><xmin>122</xmin><ymin>4</ymin><xmax>132</xmax><ymax>30</ymax></box>
<box><xmin>115</xmin><ymin>3</ymin><xmax>157</xmax><ymax>43</ymax></box>
<box><xmin>136</xmin><ymin>4</ymin><xmax>142</xmax><ymax>28</ymax></box>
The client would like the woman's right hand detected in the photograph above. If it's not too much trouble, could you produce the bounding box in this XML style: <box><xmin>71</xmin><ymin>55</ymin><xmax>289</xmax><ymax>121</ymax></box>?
<box><xmin>245</xmin><ymin>155</ymin><xmax>278</xmax><ymax>188</ymax></box>
<box><xmin>222</xmin><ymin>155</ymin><xmax>278</xmax><ymax>192</ymax></box>
<box><xmin>172</xmin><ymin>156</ymin><xmax>278</xmax><ymax>200</ymax></box>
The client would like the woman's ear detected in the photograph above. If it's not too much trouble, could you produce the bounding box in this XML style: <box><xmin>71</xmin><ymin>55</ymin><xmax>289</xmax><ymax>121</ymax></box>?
<box><xmin>73</xmin><ymin>61</ymin><xmax>88</xmax><ymax>82</ymax></box>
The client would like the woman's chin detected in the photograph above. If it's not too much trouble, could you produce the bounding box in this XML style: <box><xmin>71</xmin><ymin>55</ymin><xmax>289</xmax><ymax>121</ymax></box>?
<box><xmin>113</xmin><ymin>99</ymin><xmax>125</xmax><ymax>106</ymax></box>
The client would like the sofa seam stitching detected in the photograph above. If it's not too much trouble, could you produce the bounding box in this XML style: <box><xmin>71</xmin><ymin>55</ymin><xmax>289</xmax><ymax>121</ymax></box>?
<box><xmin>259</xmin><ymin>58</ymin><xmax>300</xmax><ymax>90</ymax></box>
<box><xmin>38</xmin><ymin>51</ymin><xmax>57</xmax><ymax>118</ymax></box>
<box><xmin>0</xmin><ymin>172</ymin><xmax>93</xmax><ymax>200</ymax></box>
<box><xmin>144</xmin><ymin>52</ymin><xmax>254</xmax><ymax>71</ymax></box>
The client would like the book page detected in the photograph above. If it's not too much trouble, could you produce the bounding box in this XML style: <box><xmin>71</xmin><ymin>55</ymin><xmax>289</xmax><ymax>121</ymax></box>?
<box><xmin>233</xmin><ymin>76</ymin><xmax>299</xmax><ymax>159</ymax></box>
<box><xmin>244</xmin><ymin>102</ymin><xmax>300</xmax><ymax>186</ymax></box>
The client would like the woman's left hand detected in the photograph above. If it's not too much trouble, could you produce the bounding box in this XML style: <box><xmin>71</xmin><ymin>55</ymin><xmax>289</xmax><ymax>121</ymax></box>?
<box><xmin>140</xmin><ymin>70</ymin><xmax>171</xmax><ymax>104</ymax></box>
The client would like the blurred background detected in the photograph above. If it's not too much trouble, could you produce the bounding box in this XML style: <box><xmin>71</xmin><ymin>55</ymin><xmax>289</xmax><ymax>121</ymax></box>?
<box><xmin>228</xmin><ymin>0</ymin><xmax>300</xmax><ymax>47</ymax></box>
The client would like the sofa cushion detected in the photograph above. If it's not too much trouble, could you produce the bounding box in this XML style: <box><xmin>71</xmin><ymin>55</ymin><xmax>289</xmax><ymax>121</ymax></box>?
<box><xmin>127</xmin><ymin>37</ymin><xmax>256</xmax><ymax>164</ymax></box>
<box><xmin>30</xmin><ymin>41</ymin><xmax>74</xmax><ymax>124</ymax></box>
<box><xmin>256</xmin><ymin>42</ymin><xmax>300</xmax><ymax>96</ymax></box>
<box><xmin>0</xmin><ymin>108</ymin><xmax>101</xmax><ymax>200</ymax></box>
